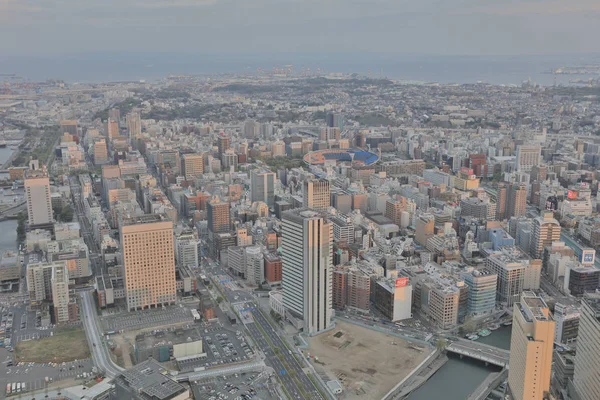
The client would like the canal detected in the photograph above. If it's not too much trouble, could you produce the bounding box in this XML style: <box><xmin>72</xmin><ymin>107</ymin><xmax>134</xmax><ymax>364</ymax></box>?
<box><xmin>408</xmin><ymin>326</ymin><xmax>511</xmax><ymax>400</ymax></box>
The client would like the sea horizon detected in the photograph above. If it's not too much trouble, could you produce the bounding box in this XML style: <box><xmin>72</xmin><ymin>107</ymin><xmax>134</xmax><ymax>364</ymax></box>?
<box><xmin>2</xmin><ymin>52</ymin><xmax>600</xmax><ymax>86</ymax></box>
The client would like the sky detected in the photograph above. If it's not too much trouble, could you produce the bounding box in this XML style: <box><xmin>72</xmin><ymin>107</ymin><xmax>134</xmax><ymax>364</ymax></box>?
<box><xmin>1</xmin><ymin>0</ymin><xmax>599</xmax><ymax>56</ymax></box>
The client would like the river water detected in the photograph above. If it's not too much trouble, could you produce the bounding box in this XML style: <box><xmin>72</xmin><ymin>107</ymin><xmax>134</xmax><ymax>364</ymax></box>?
<box><xmin>0</xmin><ymin>147</ymin><xmax>13</xmax><ymax>166</ymax></box>
<box><xmin>0</xmin><ymin>220</ymin><xmax>18</xmax><ymax>253</ymax></box>
<box><xmin>408</xmin><ymin>326</ymin><xmax>512</xmax><ymax>400</ymax></box>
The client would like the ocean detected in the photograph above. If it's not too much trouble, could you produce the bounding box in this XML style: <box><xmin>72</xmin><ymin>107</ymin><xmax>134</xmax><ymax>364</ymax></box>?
<box><xmin>2</xmin><ymin>53</ymin><xmax>600</xmax><ymax>86</ymax></box>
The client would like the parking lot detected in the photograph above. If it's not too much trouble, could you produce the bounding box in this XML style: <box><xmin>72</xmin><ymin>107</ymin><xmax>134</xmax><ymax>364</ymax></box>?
<box><xmin>191</xmin><ymin>370</ymin><xmax>278</xmax><ymax>400</ymax></box>
<box><xmin>178</xmin><ymin>327</ymin><xmax>254</xmax><ymax>372</ymax></box>
<box><xmin>101</xmin><ymin>304</ymin><xmax>193</xmax><ymax>332</ymax></box>
<box><xmin>2</xmin><ymin>352</ymin><xmax>95</xmax><ymax>397</ymax></box>
<box><xmin>0</xmin><ymin>303</ymin><xmax>86</xmax><ymax>399</ymax></box>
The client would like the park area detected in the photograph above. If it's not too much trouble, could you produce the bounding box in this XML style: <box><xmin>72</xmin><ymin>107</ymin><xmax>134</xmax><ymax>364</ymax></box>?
<box><xmin>306</xmin><ymin>321</ymin><xmax>432</xmax><ymax>399</ymax></box>
<box><xmin>15</xmin><ymin>326</ymin><xmax>90</xmax><ymax>363</ymax></box>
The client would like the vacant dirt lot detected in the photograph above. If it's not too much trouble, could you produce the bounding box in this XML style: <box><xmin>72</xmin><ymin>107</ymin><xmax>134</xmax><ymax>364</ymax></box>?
<box><xmin>15</xmin><ymin>326</ymin><xmax>90</xmax><ymax>363</ymax></box>
<box><xmin>306</xmin><ymin>321</ymin><xmax>432</xmax><ymax>399</ymax></box>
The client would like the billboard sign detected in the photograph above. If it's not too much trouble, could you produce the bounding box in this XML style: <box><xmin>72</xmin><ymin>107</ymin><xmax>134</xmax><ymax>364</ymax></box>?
<box><xmin>395</xmin><ymin>277</ymin><xmax>409</xmax><ymax>288</ymax></box>
<box><xmin>581</xmin><ymin>249</ymin><xmax>596</xmax><ymax>266</ymax></box>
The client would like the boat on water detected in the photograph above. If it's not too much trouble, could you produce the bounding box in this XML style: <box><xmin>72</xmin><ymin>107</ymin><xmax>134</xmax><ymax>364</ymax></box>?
<box><xmin>467</xmin><ymin>334</ymin><xmax>479</xmax><ymax>341</ymax></box>
<box><xmin>479</xmin><ymin>329</ymin><xmax>492</xmax><ymax>337</ymax></box>
<box><xmin>502</xmin><ymin>321</ymin><xmax>513</xmax><ymax>326</ymax></box>
<box><xmin>489</xmin><ymin>323</ymin><xmax>500</xmax><ymax>331</ymax></box>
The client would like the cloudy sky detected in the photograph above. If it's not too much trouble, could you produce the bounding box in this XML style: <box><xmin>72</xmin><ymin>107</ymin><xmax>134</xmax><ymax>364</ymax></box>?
<box><xmin>1</xmin><ymin>0</ymin><xmax>599</xmax><ymax>55</ymax></box>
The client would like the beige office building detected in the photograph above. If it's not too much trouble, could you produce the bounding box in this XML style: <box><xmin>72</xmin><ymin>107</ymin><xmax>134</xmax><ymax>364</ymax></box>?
<box><xmin>94</xmin><ymin>138</ymin><xmax>109</xmax><ymax>165</ymax></box>
<box><xmin>181</xmin><ymin>153</ymin><xmax>204</xmax><ymax>179</ymax></box>
<box><xmin>529</xmin><ymin>211</ymin><xmax>561</xmax><ymax>259</ymax></box>
<box><xmin>51</xmin><ymin>262</ymin><xmax>71</xmax><ymax>323</ymax></box>
<box><xmin>515</xmin><ymin>145</ymin><xmax>541</xmax><ymax>172</ymax></box>
<box><xmin>415</xmin><ymin>214</ymin><xmax>435</xmax><ymax>246</ymax></box>
<box><xmin>572</xmin><ymin>293</ymin><xmax>600</xmax><ymax>400</ymax></box>
<box><xmin>24</xmin><ymin>169</ymin><xmax>53</xmax><ymax>226</ymax></box>
<box><xmin>303</xmin><ymin>178</ymin><xmax>330</xmax><ymax>211</ymax></box>
<box><xmin>106</xmin><ymin>118</ymin><xmax>119</xmax><ymax>138</ymax></box>
<box><xmin>508</xmin><ymin>291</ymin><xmax>555</xmax><ymax>400</ymax></box>
<box><xmin>120</xmin><ymin>214</ymin><xmax>176</xmax><ymax>311</ymax></box>
<box><xmin>26</xmin><ymin>261</ymin><xmax>74</xmax><ymax>324</ymax></box>
<box><xmin>508</xmin><ymin>183</ymin><xmax>528</xmax><ymax>218</ymax></box>
<box><xmin>126</xmin><ymin>111</ymin><xmax>141</xmax><ymax>140</ymax></box>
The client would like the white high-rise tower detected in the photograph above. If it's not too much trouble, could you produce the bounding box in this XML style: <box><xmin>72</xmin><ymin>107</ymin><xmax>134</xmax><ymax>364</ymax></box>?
<box><xmin>282</xmin><ymin>209</ymin><xmax>333</xmax><ymax>335</ymax></box>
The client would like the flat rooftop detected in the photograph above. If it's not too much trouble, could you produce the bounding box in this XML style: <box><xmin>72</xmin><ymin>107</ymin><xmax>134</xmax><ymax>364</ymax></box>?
<box><xmin>117</xmin><ymin>359</ymin><xmax>186</xmax><ymax>400</ymax></box>
<box><xmin>121</xmin><ymin>213</ymin><xmax>170</xmax><ymax>226</ymax></box>
<box><xmin>135</xmin><ymin>327</ymin><xmax>202</xmax><ymax>349</ymax></box>
<box><xmin>524</xmin><ymin>296</ymin><xmax>545</xmax><ymax>309</ymax></box>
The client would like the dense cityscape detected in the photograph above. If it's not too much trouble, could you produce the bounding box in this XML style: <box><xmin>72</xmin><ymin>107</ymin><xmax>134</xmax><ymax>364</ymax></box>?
<box><xmin>0</xmin><ymin>67</ymin><xmax>599</xmax><ymax>400</ymax></box>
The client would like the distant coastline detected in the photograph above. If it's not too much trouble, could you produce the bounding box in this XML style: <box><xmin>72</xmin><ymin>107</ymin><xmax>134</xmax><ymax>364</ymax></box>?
<box><xmin>1</xmin><ymin>52</ymin><xmax>600</xmax><ymax>86</ymax></box>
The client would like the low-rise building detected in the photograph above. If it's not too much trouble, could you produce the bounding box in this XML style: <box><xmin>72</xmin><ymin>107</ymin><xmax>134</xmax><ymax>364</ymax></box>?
<box><xmin>114</xmin><ymin>359</ymin><xmax>189</xmax><ymax>400</ymax></box>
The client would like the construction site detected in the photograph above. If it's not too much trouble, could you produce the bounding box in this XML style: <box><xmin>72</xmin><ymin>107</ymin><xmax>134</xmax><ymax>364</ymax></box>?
<box><xmin>305</xmin><ymin>321</ymin><xmax>433</xmax><ymax>399</ymax></box>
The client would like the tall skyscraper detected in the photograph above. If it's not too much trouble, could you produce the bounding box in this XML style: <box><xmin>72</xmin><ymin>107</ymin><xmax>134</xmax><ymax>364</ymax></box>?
<box><xmin>508</xmin><ymin>183</ymin><xmax>528</xmax><ymax>219</ymax></box>
<box><xmin>303</xmin><ymin>178</ymin><xmax>330</xmax><ymax>211</ymax></box>
<box><xmin>126</xmin><ymin>111</ymin><xmax>141</xmax><ymax>141</ymax></box>
<box><xmin>282</xmin><ymin>209</ymin><xmax>333</xmax><ymax>335</ymax></box>
<box><xmin>508</xmin><ymin>291</ymin><xmax>555</xmax><ymax>400</ymax></box>
<box><xmin>515</xmin><ymin>145</ymin><xmax>541</xmax><ymax>172</ymax></box>
<box><xmin>120</xmin><ymin>214</ymin><xmax>176</xmax><ymax>311</ymax></box>
<box><xmin>181</xmin><ymin>153</ymin><xmax>204</xmax><ymax>179</ymax></box>
<box><xmin>250</xmin><ymin>168</ymin><xmax>276</xmax><ymax>207</ymax></box>
<box><xmin>243</xmin><ymin>119</ymin><xmax>260</xmax><ymax>139</ymax></box>
<box><xmin>93</xmin><ymin>138</ymin><xmax>109</xmax><ymax>165</ymax></box>
<box><xmin>108</xmin><ymin>108</ymin><xmax>121</xmax><ymax>122</ymax></box>
<box><xmin>51</xmin><ymin>261</ymin><xmax>71</xmax><ymax>324</ymax></box>
<box><xmin>572</xmin><ymin>293</ymin><xmax>600</xmax><ymax>400</ymax></box>
<box><xmin>24</xmin><ymin>168</ymin><xmax>53</xmax><ymax>226</ymax></box>
<box><xmin>496</xmin><ymin>182</ymin><xmax>508</xmax><ymax>220</ymax></box>
<box><xmin>217</xmin><ymin>134</ymin><xmax>231</xmax><ymax>155</ymax></box>
<box><xmin>207</xmin><ymin>197</ymin><xmax>230</xmax><ymax>234</ymax></box>
<box><xmin>326</xmin><ymin>112</ymin><xmax>344</xmax><ymax>130</ymax></box>
<box><xmin>106</xmin><ymin>118</ymin><xmax>119</xmax><ymax>138</ymax></box>
<box><xmin>529</xmin><ymin>211</ymin><xmax>561</xmax><ymax>259</ymax></box>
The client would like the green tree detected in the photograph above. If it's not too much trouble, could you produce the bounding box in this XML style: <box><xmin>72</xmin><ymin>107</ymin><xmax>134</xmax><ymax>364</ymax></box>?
<box><xmin>216</xmin><ymin>296</ymin><xmax>223</xmax><ymax>304</ymax></box>
<box><xmin>53</xmin><ymin>204</ymin><xmax>62</xmax><ymax>218</ymax></box>
<box><xmin>436</xmin><ymin>338</ymin><xmax>448</xmax><ymax>352</ymax></box>
<box><xmin>59</xmin><ymin>205</ymin><xmax>74</xmax><ymax>222</ymax></box>
<box><xmin>16</xmin><ymin>211</ymin><xmax>27</xmax><ymax>242</ymax></box>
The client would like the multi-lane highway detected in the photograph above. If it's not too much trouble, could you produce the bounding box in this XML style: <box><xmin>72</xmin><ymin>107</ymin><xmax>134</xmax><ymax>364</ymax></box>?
<box><xmin>204</xmin><ymin>259</ymin><xmax>326</xmax><ymax>399</ymax></box>
<box><xmin>237</xmin><ymin>303</ymin><xmax>324</xmax><ymax>400</ymax></box>
<box><xmin>79</xmin><ymin>290</ymin><xmax>124</xmax><ymax>379</ymax></box>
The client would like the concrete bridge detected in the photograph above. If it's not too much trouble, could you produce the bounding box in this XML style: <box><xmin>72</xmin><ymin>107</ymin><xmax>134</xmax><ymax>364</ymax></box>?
<box><xmin>446</xmin><ymin>339</ymin><xmax>510</xmax><ymax>368</ymax></box>
<box><xmin>467</xmin><ymin>368</ymin><xmax>509</xmax><ymax>400</ymax></box>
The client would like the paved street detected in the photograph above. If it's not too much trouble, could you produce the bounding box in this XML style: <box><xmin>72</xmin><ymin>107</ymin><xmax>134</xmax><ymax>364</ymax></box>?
<box><xmin>79</xmin><ymin>290</ymin><xmax>124</xmax><ymax>379</ymax></box>
<box><xmin>240</xmin><ymin>303</ymin><xmax>324</xmax><ymax>400</ymax></box>
<box><xmin>202</xmin><ymin>260</ymin><xmax>326</xmax><ymax>399</ymax></box>
<box><xmin>69</xmin><ymin>178</ymin><xmax>101</xmax><ymax>275</ymax></box>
